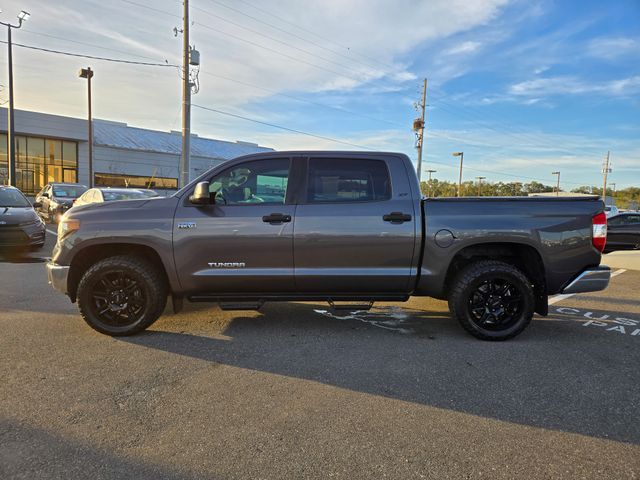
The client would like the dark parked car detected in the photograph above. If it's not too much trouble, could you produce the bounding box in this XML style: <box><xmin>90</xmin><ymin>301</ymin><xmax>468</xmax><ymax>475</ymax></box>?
<box><xmin>73</xmin><ymin>188</ymin><xmax>151</xmax><ymax>207</ymax></box>
<box><xmin>0</xmin><ymin>185</ymin><xmax>46</xmax><ymax>251</ymax></box>
<box><xmin>47</xmin><ymin>151</ymin><xmax>611</xmax><ymax>341</ymax></box>
<box><xmin>604</xmin><ymin>213</ymin><xmax>640</xmax><ymax>253</ymax></box>
<box><xmin>35</xmin><ymin>183</ymin><xmax>88</xmax><ymax>223</ymax></box>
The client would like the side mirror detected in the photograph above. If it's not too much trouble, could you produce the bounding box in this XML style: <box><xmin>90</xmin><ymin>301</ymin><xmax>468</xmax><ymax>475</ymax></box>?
<box><xmin>32</xmin><ymin>201</ymin><xmax>42</xmax><ymax>208</ymax></box>
<box><xmin>189</xmin><ymin>181</ymin><xmax>212</xmax><ymax>205</ymax></box>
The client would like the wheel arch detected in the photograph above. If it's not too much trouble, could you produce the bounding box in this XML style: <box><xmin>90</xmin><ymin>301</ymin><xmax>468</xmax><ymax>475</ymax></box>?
<box><xmin>444</xmin><ymin>242</ymin><xmax>548</xmax><ymax>316</ymax></box>
<box><xmin>68</xmin><ymin>243</ymin><xmax>171</xmax><ymax>302</ymax></box>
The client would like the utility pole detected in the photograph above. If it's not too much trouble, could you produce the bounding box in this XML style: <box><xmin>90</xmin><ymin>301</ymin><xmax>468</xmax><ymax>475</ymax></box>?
<box><xmin>426</xmin><ymin>169</ymin><xmax>436</xmax><ymax>197</ymax></box>
<box><xmin>475</xmin><ymin>176</ymin><xmax>485</xmax><ymax>196</ymax></box>
<box><xmin>602</xmin><ymin>151</ymin><xmax>611</xmax><ymax>202</ymax></box>
<box><xmin>552</xmin><ymin>171</ymin><xmax>560</xmax><ymax>197</ymax></box>
<box><xmin>179</xmin><ymin>0</ymin><xmax>191</xmax><ymax>188</ymax></box>
<box><xmin>413</xmin><ymin>78</ymin><xmax>427</xmax><ymax>182</ymax></box>
<box><xmin>79</xmin><ymin>67</ymin><xmax>94</xmax><ymax>187</ymax></box>
<box><xmin>452</xmin><ymin>151</ymin><xmax>464</xmax><ymax>197</ymax></box>
<box><xmin>1</xmin><ymin>10</ymin><xmax>30</xmax><ymax>187</ymax></box>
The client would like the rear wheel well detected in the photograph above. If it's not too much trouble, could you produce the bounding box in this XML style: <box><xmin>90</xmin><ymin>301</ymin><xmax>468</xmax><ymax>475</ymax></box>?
<box><xmin>68</xmin><ymin>243</ymin><xmax>169</xmax><ymax>301</ymax></box>
<box><xmin>445</xmin><ymin>243</ymin><xmax>547</xmax><ymax>315</ymax></box>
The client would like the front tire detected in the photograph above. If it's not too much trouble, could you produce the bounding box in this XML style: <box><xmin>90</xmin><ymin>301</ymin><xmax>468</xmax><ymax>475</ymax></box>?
<box><xmin>76</xmin><ymin>255</ymin><xmax>167</xmax><ymax>336</ymax></box>
<box><xmin>448</xmin><ymin>260</ymin><xmax>534</xmax><ymax>341</ymax></box>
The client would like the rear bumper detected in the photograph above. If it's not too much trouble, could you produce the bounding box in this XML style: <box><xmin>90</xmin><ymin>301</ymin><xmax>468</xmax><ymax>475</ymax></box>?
<box><xmin>561</xmin><ymin>266</ymin><xmax>610</xmax><ymax>294</ymax></box>
<box><xmin>46</xmin><ymin>262</ymin><xmax>70</xmax><ymax>294</ymax></box>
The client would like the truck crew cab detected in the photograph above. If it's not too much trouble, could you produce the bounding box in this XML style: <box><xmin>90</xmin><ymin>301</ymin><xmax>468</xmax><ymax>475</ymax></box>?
<box><xmin>47</xmin><ymin>152</ymin><xmax>610</xmax><ymax>340</ymax></box>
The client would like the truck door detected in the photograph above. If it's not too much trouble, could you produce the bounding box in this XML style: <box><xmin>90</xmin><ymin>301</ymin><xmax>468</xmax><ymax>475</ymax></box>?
<box><xmin>293</xmin><ymin>156</ymin><xmax>417</xmax><ymax>294</ymax></box>
<box><xmin>173</xmin><ymin>157</ymin><xmax>296</xmax><ymax>294</ymax></box>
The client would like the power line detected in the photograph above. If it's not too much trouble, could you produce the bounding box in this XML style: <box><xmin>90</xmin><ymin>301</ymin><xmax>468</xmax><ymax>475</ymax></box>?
<box><xmin>230</xmin><ymin>0</ymin><xmax>397</xmax><ymax>71</ymax></box>
<box><xmin>201</xmin><ymin>0</ymin><xmax>394</xmax><ymax>74</ymax></box>
<box><xmin>0</xmin><ymin>41</ymin><xmax>179</xmax><ymax>67</ymax></box>
<box><xmin>20</xmin><ymin>29</ymin><xmax>176</xmax><ymax>64</ymax></box>
<box><xmin>121</xmin><ymin>0</ymin><xmax>402</xmax><ymax>92</ymax></box>
<box><xmin>192</xmin><ymin>103</ymin><xmax>375</xmax><ymax>150</ymax></box>
<box><xmin>190</xmin><ymin>4</ymin><xmax>378</xmax><ymax>80</ymax></box>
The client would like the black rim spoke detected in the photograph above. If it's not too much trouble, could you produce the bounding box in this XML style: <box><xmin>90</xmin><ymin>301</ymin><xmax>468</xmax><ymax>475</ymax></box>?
<box><xmin>467</xmin><ymin>277</ymin><xmax>524</xmax><ymax>331</ymax></box>
<box><xmin>89</xmin><ymin>270</ymin><xmax>146</xmax><ymax>327</ymax></box>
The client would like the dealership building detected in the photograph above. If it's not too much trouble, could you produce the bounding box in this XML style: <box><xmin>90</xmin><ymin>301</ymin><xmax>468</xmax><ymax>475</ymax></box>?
<box><xmin>0</xmin><ymin>108</ymin><xmax>273</xmax><ymax>195</ymax></box>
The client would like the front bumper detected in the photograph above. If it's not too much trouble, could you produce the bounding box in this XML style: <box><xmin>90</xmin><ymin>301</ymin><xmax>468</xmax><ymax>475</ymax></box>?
<box><xmin>561</xmin><ymin>266</ymin><xmax>611</xmax><ymax>294</ymax></box>
<box><xmin>0</xmin><ymin>223</ymin><xmax>45</xmax><ymax>248</ymax></box>
<box><xmin>46</xmin><ymin>262</ymin><xmax>70</xmax><ymax>294</ymax></box>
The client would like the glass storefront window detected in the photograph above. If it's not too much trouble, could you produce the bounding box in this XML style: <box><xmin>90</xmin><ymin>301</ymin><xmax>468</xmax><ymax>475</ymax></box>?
<box><xmin>95</xmin><ymin>172</ymin><xmax>178</xmax><ymax>190</ymax></box>
<box><xmin>0</xmin><ymin>134</ymin><xmax>78</xmax><ymax>195</ymax></box>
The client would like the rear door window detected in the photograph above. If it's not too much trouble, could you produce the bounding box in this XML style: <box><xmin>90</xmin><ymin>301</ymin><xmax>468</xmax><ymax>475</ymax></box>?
<box><xmin>306</xmin><ymin>158</ymin><xmax>391</xmax><ymax>203</ymax></box>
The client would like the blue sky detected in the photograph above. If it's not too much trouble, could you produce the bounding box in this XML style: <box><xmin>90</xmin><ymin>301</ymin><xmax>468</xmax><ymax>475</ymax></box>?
<box><xmin>2</xmin><ymin>0</ymin><xmax>639</xmax><ymax>189</ymax></box>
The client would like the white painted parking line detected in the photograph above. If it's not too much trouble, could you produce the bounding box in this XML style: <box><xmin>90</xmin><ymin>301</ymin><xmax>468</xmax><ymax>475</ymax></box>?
<box><xmin>46</xmin><ymin>229</ymin><xmax>57</xmax><ymax>236</ymax></box>
<box><xmin>548</xmin><ymin>269</ymin><xmax>626</xmax><ymax>305</ymax></box>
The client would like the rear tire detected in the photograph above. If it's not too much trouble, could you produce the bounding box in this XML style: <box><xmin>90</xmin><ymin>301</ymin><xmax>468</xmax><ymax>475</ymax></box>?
<box><xmin>76</xmin><ymin>255</ymin><xmax>167</xmax><ymax>336</ymax></box>
<box><xmin>448</xmin><ymin>260</ymin><xmax>534</xmax><ymax>341</ymax></box>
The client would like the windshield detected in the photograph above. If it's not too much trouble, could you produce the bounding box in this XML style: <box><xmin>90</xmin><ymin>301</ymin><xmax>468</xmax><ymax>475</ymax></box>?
<box><xmin>102</xmin><ymin>190</ymin><xmax>148</xmax><ymax>201</ymax></box>
<box><xmin>53</xmin><ymin>185</ymin><xmax>87</xmax><ymax>198</ymax></box>
<box><xmin>0</xmin><ymin>188</ymin><xmax>31</xmax><ymax>208</ymax></box>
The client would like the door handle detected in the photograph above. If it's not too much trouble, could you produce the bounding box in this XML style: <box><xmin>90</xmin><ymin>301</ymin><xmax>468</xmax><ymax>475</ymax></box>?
<box><xmin>383</xmin><ymin>212</ymin><xmax>412</xmax><ymax>223</ymax></box>
<box><xmin>262</xmin><ymin>213</ymin><xmax>292</xmax><ymax>224</ymax></box>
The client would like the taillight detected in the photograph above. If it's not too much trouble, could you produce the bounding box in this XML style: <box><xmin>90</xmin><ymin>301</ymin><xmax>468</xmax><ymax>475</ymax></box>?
<box><xmin>592</xmin><ymin>212</ymin><xmax>607</xmax><ymax>252</ymax></box>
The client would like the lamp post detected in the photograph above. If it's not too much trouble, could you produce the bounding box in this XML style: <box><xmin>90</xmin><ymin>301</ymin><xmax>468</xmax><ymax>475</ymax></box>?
<box><xmin>552</xmin><ymin>171</ymin><xmax>560</xmax><ymax>196</ymax></box>
<box><xmin>452</xmin><ymin>152</ymin><xmax>464</xmax><ymax>197</ymax></box>
<box><xmin>426</xmin><ymin>169</ymin><xmax>436</xmax><ymax>197</ymax></box>
<box><xmin>78</xmin><ymin>67</ymin><xmax>94</xmax><ymax>187</ymax></box>
<box><xmin>1</xmin><ymin>10</ymin><xmax>30</xmax><ymax>187</ymax></box>
<box><xmin>475</xmin><ymin>176</ymin><xmax>486</xmax><ymax>196</ymax></box>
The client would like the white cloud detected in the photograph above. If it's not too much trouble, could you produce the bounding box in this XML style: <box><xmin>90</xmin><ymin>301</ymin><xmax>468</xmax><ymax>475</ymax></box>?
<box><xmin>509</xmin><ymin>76</ymin><xmax>640</xmax><ymax>97</ymax></box>
<box><xmin>444</xmin><ymin>41</ymin><xmax>482</xmax><ymax>56</ymax></box>
<box><xmin>587</xmin><ymin>37</ymin><xmax>640</xmax><ymax>60</ymax></box>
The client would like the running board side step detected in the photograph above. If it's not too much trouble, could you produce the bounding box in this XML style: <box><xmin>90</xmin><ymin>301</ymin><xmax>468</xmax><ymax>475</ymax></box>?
<box><xmin>328</xmin><ymin>300</ymin><xmax>374</xmax><ymax>311</ymax></box>
<box><xmin>219</xmin><ymin>301</ymin><xmax>265</xmax><ymax>311</ymax></box>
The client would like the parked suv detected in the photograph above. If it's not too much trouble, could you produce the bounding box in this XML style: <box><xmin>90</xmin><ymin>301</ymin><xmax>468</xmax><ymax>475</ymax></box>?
<box><xmin>35</xmin><ymin>183</ymin><xmax>87</xmax><ymax>223</ymax></box>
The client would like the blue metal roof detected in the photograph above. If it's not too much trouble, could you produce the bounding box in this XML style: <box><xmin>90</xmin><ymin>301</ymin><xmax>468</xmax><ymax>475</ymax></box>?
<box><xmin>93</xmin><ymin>120</ymin><xmax>272</xmax><ymax>159</ymax></box>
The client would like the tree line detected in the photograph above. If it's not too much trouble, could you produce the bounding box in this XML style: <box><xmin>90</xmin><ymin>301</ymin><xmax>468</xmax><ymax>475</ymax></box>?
<box><xmin>420</xmin><ymin>180</ymin><xmax>639</xmax><ymax>209</ymax></box>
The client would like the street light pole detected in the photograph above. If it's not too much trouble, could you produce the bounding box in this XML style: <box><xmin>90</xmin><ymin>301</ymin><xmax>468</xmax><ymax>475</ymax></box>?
<box><xmin>452</xmin><ymin>152</ymin><xmax>464</xmax><ymax>197</ymax></box>
<box><xmin>1</xmin><ymin>10</ymin><xmax>30</xmax><ymax>187</ymax></box>
<box><xmin>552</xmin><ymin>171</ymin><xmax>560</xmax><ymax>197</ymax></box>
<box><xmin>426</xmin><ymin>169</ymin><xmax>436</xmax><ymax>197</ymax></box>
<box><xmin>475</xmin><ymin>176</ymin><xmax>485</xmax><ymax>196</ymax></box>
<box><xmin>611</xmin><ymin>183</ymin><xmax>616</xmax><ymax>197</ymax></box>
<box><xmin>78</xmin><ymin>67</ymin><xmax>94</xmax><ymax>187</ymax></box>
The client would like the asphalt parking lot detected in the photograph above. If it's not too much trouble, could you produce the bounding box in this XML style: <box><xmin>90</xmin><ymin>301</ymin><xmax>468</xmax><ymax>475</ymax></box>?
<box><xmin>1</xmin><ymin>232</ymin><xmax>639</xmax><ymax>479</ymax></box>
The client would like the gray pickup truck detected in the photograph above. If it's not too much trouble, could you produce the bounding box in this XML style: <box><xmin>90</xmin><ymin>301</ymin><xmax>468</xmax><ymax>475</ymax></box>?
<box><xmin>46</xmin><ymin>151</ymin><xmax>610</xmax><ymax>340</ymax></box>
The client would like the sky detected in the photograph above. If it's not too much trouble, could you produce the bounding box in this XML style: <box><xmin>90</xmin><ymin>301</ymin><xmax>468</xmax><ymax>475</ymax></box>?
<box><xmin>1</xmin><ymin>0</ymin><xmax>638</xmax><ymax>190</ymax></box>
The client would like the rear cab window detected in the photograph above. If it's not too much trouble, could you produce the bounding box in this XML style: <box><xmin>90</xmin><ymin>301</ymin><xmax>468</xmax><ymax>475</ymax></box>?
<box><xmin>306</xmin><ymin>158</ymin><xmax>391</xmax><ymax>203</ymax></box>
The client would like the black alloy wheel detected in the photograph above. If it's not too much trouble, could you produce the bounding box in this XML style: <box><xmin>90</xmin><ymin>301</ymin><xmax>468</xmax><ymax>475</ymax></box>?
<box><xmin>467</xmin><ymin>278</ymin><xmax>524</xmax><ymax>331</ymax></box>
<box><xmin>449</xmin><ymin>260</ymin><xmax>534</xmax><ymax>341</ymax></box>
<box><xmin>77</xmin><ymin>255</ymin><xmax>167</xmax><ymax>336</ymax></box>
<box><xmin>88</xmin><ymin>270</ymin><xmax>146</xmax><ymax>327</ymax></box>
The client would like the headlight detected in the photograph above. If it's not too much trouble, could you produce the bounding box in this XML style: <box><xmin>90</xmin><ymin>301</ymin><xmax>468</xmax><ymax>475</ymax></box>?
<box><xmin>58</xmin><ymin>218</ymin><xmax>80</xmax><ymax>239</ymax></box>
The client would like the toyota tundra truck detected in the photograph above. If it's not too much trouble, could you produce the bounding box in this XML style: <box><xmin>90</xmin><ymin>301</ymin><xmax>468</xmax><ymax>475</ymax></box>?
<box><xmin>46</xmin><ymin>151</ymin><xmax>611</xmax><ymax>340</ymax></box>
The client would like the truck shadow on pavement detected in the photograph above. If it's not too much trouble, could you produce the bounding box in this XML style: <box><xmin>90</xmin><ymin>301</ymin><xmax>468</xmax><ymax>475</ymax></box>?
<box><xmin>121</xmin><ymin>301</ymin><xmax>640</xmax><ymax>446</ymax></box>
<box><xmin>1</xmin><ymin>419</ymin><xmax>208</xmax><ymax>480</ymax></box>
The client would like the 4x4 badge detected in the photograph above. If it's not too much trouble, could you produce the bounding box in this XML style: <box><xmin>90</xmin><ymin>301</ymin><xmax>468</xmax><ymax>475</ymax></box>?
<box><xmin>177</xmin><ymin>222</ymin><xmax>197</xmax><ymax>229</ymax></box>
